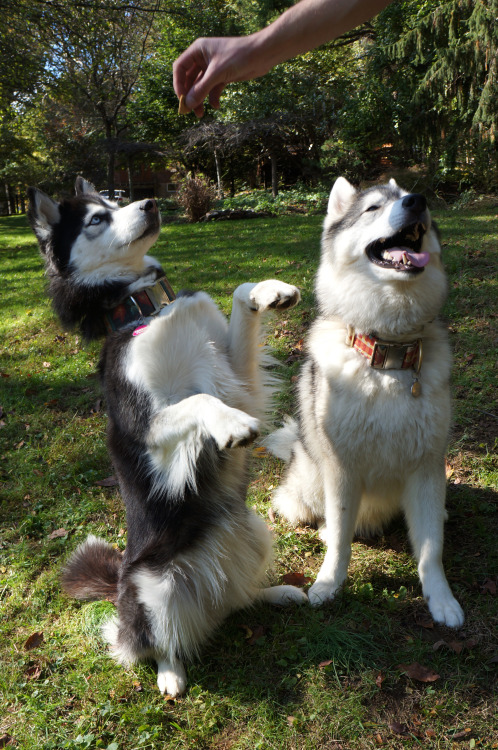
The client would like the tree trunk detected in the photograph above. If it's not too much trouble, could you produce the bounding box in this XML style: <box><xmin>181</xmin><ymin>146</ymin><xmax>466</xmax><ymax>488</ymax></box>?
<box><xmin>214</xmin><ymin>148</ymin><xmax>223</xmax><ymax>199</ymax></box>
<box><xmin>270</xmin><ymin>152</ymin><xmax>278</xmax><ymax>197</ymax></box>
<box><xmin>127</xmin><ymin>156</ymin><xmax>134</xmax><ymax>202</ymax></box>
<box><xmin>107</xmin><ymin>148</ymin><xmax>116</xmax><ymax>200</ymax></box>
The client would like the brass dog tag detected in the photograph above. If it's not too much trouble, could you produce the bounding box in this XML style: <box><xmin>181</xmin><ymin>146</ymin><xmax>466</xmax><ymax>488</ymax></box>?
<box><xmin>411</xmin><ymin>379</ymin><xmax>422</xmax><ymax>398</ymax></box>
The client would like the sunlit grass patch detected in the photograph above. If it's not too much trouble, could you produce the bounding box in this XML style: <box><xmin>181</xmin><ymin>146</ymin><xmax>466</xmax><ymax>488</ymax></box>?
<box><xmin>0</xmin><ymin>206</ymin><xmax>496</xmax><ymax>749</ymax></box>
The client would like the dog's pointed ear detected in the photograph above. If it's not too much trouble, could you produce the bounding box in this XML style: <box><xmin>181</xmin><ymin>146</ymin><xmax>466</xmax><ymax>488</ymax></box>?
<box><xmin>389</xmin><ymin>178</ymin><xmax>399</xmax><ymax>189</ymax></box>
<box><xmin>27</xmin><ymin>187</ymin><xmax>61</xmax><ymax>247</ymax></box>
<box><xmin>327</xmin><ymin>177</ymin><xmax>357</xmax><ymax>221</ymax></box>
<box><xmin>75</xmin><ymin>176</ymin><xmax>97</xmax><ymax>196</ymax></box>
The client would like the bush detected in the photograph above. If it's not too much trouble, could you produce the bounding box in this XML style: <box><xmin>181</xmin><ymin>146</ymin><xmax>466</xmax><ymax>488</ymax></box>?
<box><xmin>220</xmin><ymin>185</ymin><xmax>329</xmax><ymax>216</ymax></box>
<box><xmin>177</xmin><ymin>176</ymin><xmax>216</xmax><ymax>222</ymax></box>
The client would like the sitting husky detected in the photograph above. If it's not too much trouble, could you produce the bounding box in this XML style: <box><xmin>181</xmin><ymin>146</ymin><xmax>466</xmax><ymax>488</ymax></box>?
<box><xmin>28</xmin><ymin>177</ymin><xmax>307</xmax><ymax>696</ymax></box>
<box><xmin>269</xmin><ymin>177</ymin><xmax>464</xmax><ymax>628</ymax></box>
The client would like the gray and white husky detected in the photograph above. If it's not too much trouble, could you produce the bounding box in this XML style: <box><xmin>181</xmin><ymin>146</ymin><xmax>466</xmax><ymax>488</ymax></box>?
<box><xmin>28</xmin><ymin>177</ymin><xmax>306</xmax><ymax>697</ymax></box>
<box><xmin>269</xmin><ymin>177</ymin><xmax>464</xmax><ymax>628</ymax></box>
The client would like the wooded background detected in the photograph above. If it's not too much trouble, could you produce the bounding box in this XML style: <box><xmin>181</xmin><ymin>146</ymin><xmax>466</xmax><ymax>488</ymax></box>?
<box><xmin>1</xmin><ymin>0</ymin><xmax>496</xmax><ymax>207</ymax></box>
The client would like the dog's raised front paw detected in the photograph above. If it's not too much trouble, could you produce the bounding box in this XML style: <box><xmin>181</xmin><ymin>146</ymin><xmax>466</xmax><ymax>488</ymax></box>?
<box><xmin>156</xmin><ymin>659</ymin><xmax>187</xmax><ymax>697</ymax></box>
<box><xmin>211</xmin><ymin>406</ymin><xmax>260</xmax><ymax>450</ymax></box>
<box><xmin>427</xmin><ymin>595</ymin><xmax>464</xmax><ymax>628</ymax></box>
<box><xmin>249</xmin><ymin>280</ymin><xmax>301</xmax><ymax>313</ymax></box>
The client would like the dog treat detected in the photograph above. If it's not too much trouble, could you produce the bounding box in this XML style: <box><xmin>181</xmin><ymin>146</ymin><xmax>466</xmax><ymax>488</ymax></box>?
<box><xmin>178</xmin><ymin>95</ymin><xmax>190</xmax><ymax>115</ymax></box>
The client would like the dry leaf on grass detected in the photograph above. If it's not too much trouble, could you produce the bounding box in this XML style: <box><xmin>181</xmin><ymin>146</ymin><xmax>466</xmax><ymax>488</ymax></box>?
<box><xmin>25</xmin><ymin>664</ymin><xmax>42</xmax><ymax>680</ymax></box>
<box><xmin>281</xmin><ymin>571</ymin><xmax>311</xmax><ymax>586</ymax></box>
<box><xmin>48</xmin><ymin>528</ymin><xmax>67</xmax><ymax>540</ymax></box>
<box><xmin>398</xmin><ymin>662</ymin><xmax>440</xmax><ymax>682</ymax></box>
<box><xmin>95</xmin><ymin>476</ymin><xmax>119</xmax><ymax>487</ymax></box>
<box><xmin>24</xmin><ymin>632</ymin><xmax>44</xmax><ymax>650</ymax></box>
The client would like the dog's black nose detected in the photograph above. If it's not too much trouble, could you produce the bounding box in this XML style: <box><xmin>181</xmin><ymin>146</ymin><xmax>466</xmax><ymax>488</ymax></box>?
<box><xmin>402</xmin><ymin>193</ymin><xmax>426</xmax><ymax>214</ymax></box>
<box><xmin>140</xmin><ymin>199</ymin><xmax>157</xmax><ymax>213</ymax></box>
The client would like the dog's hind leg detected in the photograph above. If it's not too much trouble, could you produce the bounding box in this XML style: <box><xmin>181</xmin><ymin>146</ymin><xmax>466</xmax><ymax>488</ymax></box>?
<box><xmin>156</xmin><ymin>657</ymin><xmax>187</xmax><ymax>697</ymax></box>
<box><xmin>228</xmin><ymin>280</ymin><xmax>300</xmax><ymax>391</ymax></box>
<box><xmin>272</xmin><ymin>440</ymin><xmax>325</xmax><ymax>526</ymax></box>
<box><xmin>401</xmin><ymin>464</ymin><xmax>464</xmax><ymax>628</ymax></box>
<box><xmin>307</xmin><ymin>466</ymin><xmax>362</xmax><ymax>607</ymax></box>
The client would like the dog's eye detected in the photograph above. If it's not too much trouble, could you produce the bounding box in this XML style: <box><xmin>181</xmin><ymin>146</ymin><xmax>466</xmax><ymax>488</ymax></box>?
<box><xmin>89</xmin><ymin>215</ymin><xmax>103</xmax><ymax>226</ymax></box>
<box><xmin>365</xmin><ymin>205</ymin><xmax>380</xmax><ymax>212</ymax></box>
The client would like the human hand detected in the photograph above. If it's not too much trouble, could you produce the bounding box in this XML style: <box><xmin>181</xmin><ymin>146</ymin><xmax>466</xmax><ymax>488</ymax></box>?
<box><xmin>173</xmin><ymin>35</ymin><xmax>265</xmax><ymax>117</ymax></box>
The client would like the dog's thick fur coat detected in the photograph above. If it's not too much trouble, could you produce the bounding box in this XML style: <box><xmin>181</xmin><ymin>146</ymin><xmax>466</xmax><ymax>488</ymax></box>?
<box><xmin>268</xmin><ymin>177</ymin><xmax>464</xmax><ymax>628</ymax></box>
<box><xmin>28</xmin><ymin>178</ymin><xmax>306</xmax><ymax>696</ymax></box>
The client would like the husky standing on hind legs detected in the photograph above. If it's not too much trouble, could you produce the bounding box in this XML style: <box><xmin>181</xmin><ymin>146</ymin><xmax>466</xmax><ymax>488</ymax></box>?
<box><xmin>269</xmin><ymin>176</ymin><xmax>464</xmax><ymax>628</ymax></box>
<box><xmin>28</xmin><ymin>177</ymin><xmax>307</xmax><ymax>697</ymax></box>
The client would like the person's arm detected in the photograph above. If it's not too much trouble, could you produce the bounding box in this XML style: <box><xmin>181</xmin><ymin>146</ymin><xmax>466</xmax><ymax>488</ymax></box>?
<box><xmin>173</xmin><ymin>0</ymin><xmax>391</xmax><ymax>117</ymax></box>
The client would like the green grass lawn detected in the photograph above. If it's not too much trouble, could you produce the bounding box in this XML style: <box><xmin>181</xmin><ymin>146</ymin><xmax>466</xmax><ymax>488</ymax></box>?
<box><xmin>0</xmin><ymin>205</ymin><xmax>497</xmax><ymax>749</ymax></box>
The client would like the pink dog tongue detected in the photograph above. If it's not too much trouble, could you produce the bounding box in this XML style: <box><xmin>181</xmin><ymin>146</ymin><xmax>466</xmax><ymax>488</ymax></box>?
<box><xmin>389</xmin><ymin>248</ymin><xmax>430</xmax><ymax>268</ymax></box>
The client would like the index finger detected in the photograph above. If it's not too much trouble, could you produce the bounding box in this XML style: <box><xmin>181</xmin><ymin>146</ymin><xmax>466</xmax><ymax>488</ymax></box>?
<box><xmin>173</xmin><ymin>43</ymin><xmax>208</xmax><ymax>97</ymax></box>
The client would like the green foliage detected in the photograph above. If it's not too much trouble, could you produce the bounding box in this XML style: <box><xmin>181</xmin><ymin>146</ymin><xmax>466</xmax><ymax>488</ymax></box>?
<box><xmin>1</xmin><ymin>1</ymin><xmax>498</xmax><ymax>197</ymax></box>
<box><xmin>221</xmin><ymin>185</ymin><xmax>329</xmax><ymax>215</ymax></box>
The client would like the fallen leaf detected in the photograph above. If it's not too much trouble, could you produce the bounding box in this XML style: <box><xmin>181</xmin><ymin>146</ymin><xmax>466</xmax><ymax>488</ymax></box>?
<box><xmin>319</xmin><ymin>659</ymin><xmax>333</xmax><ymax>668</ymax></box>
<box><xmin>415</xmin><ymin>615</ymin><xmax>434</xmax><ymax>629</ymax></box>
<box><xmin>33</xmin><ymin>469</ymin><xmax>44</xmax><ymax>477</ymax></box>
<box><xmin>268</xmin><ymin>507</ymin><xmax>276</xmax><ymax>523</ymax></box>
<box><xmin>452</xmin><ymin>728</ymin><xmax>473</xmax><ymax>741</ymax></box>
<box><xmin>25</xmin><ymin>664</ymin><xmax>42</xmax><ymax>680</ymax></box>
<box><xmin>448</xmin><ymin>640</ymin><xmax>464</xmax><ymax>654</ymax></box>
<box><xmin>389</xmin><ymin>722</ymin><xmax>410</xmax><ymax>736</ymax></box>
<box><xmin>375</xmin><ymin>672</ymin><xmax>385</xmax><ymax>688</ymax></box>
<box><xmin>282</xmin><ymin>571</ymin><xmax>311</xmax><ymax>587</ymax></box>
<box><xmin>24</xmin><ymin>632</ymin><xmax>44</xmax><ymax>650</ymax></box>
<box><xmin>95</xmin><ymin>476</ymin><xmax>119</xmax><ymax>487</ymax></box>
<box><xmin>247</xmin><ymin>625</ymin><xmax>265</xmax><ymax>645</ymax></box>
<box><xmin>287</xmin><ymin>716</ymin><xmax>296</xmax><ymax>726</ymax></box>
<box><xmin>48</xmin><ymin>528</ymin><xmax>67</xmax><ymax>540</ymax></box>
<box><xmin>398</xmin><ymin>662</ymin><xmax>440</xmax><ymax>682</ymax></box>
<box><xmin>481</xmin><ymin>578</ymin><xmax>496</xmax><ymax>595</ymax></box>
<box><xmin>253</xmin><ymin>446</ymin><xmax>267</xmax><ymax>457</ymax></box>
<box><xmin>375</xmin><ymin>734</ymin><xmax>384</xmax><ymax>746</ymax></box>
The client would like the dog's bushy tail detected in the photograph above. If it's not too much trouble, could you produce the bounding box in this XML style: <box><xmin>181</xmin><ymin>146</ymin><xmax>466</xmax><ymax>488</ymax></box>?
<box><xmin>62</xmin><ymin>535</ymin><xmax>121</xmax><ymax>603</ymax></box>
<box><xmin>263</xmin><ymin>416</ymin><xmax>299</xmax><ymax>462</ymax></box>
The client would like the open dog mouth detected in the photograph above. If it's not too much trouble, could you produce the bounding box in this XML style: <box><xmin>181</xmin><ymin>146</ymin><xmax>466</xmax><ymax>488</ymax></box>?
<box><xmin>366</xmin><ymin>222</ymin><xmax>430</xmax><ymax>273</ymax></box>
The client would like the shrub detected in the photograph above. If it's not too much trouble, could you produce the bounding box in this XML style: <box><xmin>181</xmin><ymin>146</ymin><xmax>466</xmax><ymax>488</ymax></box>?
<box><xmin>177</xmin><ymin>176</ymin><xmax>216</xmax><ymax>222</ymax></box>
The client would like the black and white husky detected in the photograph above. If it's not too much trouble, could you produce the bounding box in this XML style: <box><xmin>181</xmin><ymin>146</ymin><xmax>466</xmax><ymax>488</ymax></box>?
<box><xmin>268</xmin><ymin>177</ymin><xmax>464</xmax><ymax>628</ymax></box>
<box><xmin>28</xmin><ymin>177</ymin><xmax>306</xmax><ymax>696</ymax></box>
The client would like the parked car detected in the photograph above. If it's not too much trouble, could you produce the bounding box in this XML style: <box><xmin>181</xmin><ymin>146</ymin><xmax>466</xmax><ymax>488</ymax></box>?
<box><xmin>99</xmin><ymin>189</ymin><xmax>126</xmax><ymax>203</ymax></box>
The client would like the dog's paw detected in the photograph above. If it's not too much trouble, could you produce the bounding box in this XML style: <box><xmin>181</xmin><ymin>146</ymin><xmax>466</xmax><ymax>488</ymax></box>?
<box><xmin>427</xmin><ymin>595</ymin><xmax>464</xmax><ymax>628</ymax></box>
<box><xmin>249</xmin><ymin>280</ymin><xmax>301</xmax><ymax>313</ymax></box>
<box><xmin>211</xmin><ymin>406</ymin><xmax>260</xmax><ymax>450</ymax></box>
<box><xmin>259</xmin><ymin>584</ymin><xmax>308</xmax><ymax>606</ymax></box>
<box><xmin>308</xmin><ymin>580</ymin><xmax>338</xmax><ymax>608</ymax></box>
<box><xmin>157</xmin><ymin>659</ymin><xmax>187</xmax><ymax>697</ymax></box>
